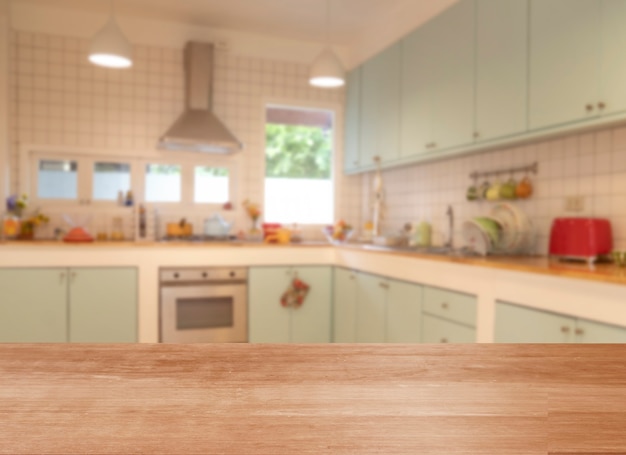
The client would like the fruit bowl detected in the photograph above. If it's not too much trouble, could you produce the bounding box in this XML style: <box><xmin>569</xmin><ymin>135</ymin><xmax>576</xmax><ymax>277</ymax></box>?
<box><xmin>322</xmin><ymin>226</ymin><xmax>354</xmax><ymax>245</ymax></box>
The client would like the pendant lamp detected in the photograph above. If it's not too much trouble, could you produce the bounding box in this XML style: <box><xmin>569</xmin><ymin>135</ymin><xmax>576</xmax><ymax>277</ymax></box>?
<box><xmin>309</xmin><ymin>0</ymin><xmax>345</xmax><ymax>88</ymax></box>
<box><xmin>88</xmin><ymin>0</ymin><xmax>133</xmax><ymax>68</ymax></box>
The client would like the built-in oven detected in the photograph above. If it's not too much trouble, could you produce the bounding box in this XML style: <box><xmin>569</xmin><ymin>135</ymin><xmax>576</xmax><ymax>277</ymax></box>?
<box><xmin>159</xmin><ymin>267</ymin><xmax>248</xmax><ymax>343</ymax></box>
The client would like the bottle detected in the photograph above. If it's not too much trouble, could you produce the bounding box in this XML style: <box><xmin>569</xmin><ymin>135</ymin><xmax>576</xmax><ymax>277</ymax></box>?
<box><xmin>125</xmin><ymin>190</ymin><xmax>134</xmax><ymax>207</ymax></box>
<box><xmin>138</xmin><ymin>204</ymin><xmax>146</xmax><ymax>238</ymax></box>
<box><xmin>417</xmin><ymin>221</ymin><xmax>431</xmax><ymax>247</ymax></box>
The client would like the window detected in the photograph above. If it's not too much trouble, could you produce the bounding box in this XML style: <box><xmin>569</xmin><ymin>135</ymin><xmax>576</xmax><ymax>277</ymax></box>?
<box><xmin>145</xmin><ymin>164</ymin><xmax>181</xmax><ymax>203</ymax></box>
<box><xmin>37</xmin><ymin>159</ymin><xmax>78</xmax><ymax>200</ymax></box>
<box><xmin>264</xmin><ymin>105</ymin><xmax>334</xmax><ymax>224</ymax></box>
<box><xmin>93</xmin><ymin>162</ymin><xmax>131</xmax><ymax>201</ymax></box>
<box><xmin>194</xmin><ymin>167</ymin><xmax>229</xmax><ymax>203</ymax></box>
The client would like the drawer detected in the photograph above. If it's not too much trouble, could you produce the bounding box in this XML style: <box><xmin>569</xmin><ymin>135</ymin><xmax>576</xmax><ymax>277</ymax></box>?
<box><xmin>422</xmin><ymin>314</ymin><xmax>476</xmax><ymax>344</ymax></box>
<box><xmin>422</xmin><ymin>286</ymin><xmax>477</xmax><ymax>326</ymax></box>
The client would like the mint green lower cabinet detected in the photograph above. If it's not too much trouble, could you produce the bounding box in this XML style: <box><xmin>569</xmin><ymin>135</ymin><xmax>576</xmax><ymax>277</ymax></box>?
<box><xmin>333</xmin><ymin>268</ymin><xmax>358</xmax><ymax>342</ymax></box>
<box><xmin>422</xmin><ymin>315</ymin><xmax>476</xmax><ymax>343</ymax></box>
<box><xmin>355</xmin><ymin>273</ymin><xmax>387</xmax><ymax>342</ymax></box>
<box><xmin>386</xmin><ymin>279</ymin><xmax>423</xmax><ymax>343</ymax></box>
<box><xmin>249</xmin><ymin>267</ymin><xmax>331</xmax><ymax>343</ymax></box>
<box><xmin>0</xmin><ymin>267</ymin><xmax>137</xmax><ymax>343</ymax></box>
<box><xmin>69</xmin><ymin>268</ymin><xmax>137</xmax><ymax>342</ymax></box>
<box><xmin>0</xmin><ymin>268</ymin><xmax>67</xmax><ymax>342</ymax></box>
<box><xmin>495</xmin><ymin>301</ymin><xmax>574</xmax><ymax>343</ymax></box>
<box><xmin>575</xmin><ymin>318</ymin><xmax>626</xmax><ymax>343</ymax></box>
<box><xmin>496</xmin><ymin>301</ymin><xmax>626</xmax><ymax>343</ymax></box>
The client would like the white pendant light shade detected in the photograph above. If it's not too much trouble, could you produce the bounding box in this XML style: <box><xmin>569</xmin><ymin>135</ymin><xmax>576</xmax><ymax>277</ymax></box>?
<box><xmin>89</xmin><ymin>18</ymin><xmax>133</xmax><ymax>68</ymax></box>
<box><xmin>309</xmin><ymin>48</ymin><xmax>345</xmax><ymax>88</ymax></box>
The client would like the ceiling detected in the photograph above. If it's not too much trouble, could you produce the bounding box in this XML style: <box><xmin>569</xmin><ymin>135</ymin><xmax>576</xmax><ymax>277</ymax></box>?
<box><xmin>14</xmin><ymin>0</ymin><xmax>431</xmax><ymax>46</ymax></box>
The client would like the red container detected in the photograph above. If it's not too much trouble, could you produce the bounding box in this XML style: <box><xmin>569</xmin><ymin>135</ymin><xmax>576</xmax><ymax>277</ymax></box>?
<box><xmin>261</xmin><ymin>223</ymin><xmax>281</xmax><ymax>239</ymax></box>
<box><xmin>549</xmin><ymin>217</ymin><xmax>612</xmax><ymax>260</ymax></box>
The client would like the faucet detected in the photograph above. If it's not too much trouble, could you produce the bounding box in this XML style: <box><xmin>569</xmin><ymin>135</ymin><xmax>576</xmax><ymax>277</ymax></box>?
<box><xmin>444</xmin><ymin>205</ymin><xmax>454</xmax><ymax>248</ymax></box>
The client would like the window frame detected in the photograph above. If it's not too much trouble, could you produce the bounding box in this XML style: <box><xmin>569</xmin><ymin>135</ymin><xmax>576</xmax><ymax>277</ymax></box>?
<box><xmin>262</xmin><ymin>100</ymin><xmax>340</xmax><ymax>226</ymax></box>
<box><xmin>20</xmin><ymin>145</ymin><xmax>237</xmax><ymax>211</ymax></box>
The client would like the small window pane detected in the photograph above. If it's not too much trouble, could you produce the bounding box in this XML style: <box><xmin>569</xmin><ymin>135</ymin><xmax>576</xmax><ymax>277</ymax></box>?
<box><xmin>194</xmin><ymin>167</ymin><xmax>229</xmax><ymax>203</ymax></box>
<box><xmin>145</xmin><ymin>164</ymin><xmax>181</xmax><ymax>202</ymax></box>
<box><xmin>37</xmin><ymin>159</ymin><xmax>78</xmax><ymax>200</ymax></box>
<box><xmin>93</xmin><ymin>162</ymin><xmax>130</xmax><ymax>201</ymax></box>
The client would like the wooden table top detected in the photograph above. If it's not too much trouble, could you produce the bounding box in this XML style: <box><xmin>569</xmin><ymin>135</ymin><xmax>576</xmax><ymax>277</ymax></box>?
<box><xmin>2</xmin><ymin>344</ymin><xmax>626</xmax><ymax>454</ymax></box>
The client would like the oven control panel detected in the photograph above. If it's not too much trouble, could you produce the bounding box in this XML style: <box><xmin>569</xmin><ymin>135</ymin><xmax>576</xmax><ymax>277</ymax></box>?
<box><xmin>160</xmin><ymin>267</ymin><xmax>248</xmax><ymax>284</ymax></box>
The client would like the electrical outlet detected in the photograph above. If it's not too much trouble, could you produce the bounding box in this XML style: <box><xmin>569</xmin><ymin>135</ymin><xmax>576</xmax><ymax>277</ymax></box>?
<box><xmin>564</xmin><ymin>196</ymin><xmax>584</xmax><ymax>212</ymax></box>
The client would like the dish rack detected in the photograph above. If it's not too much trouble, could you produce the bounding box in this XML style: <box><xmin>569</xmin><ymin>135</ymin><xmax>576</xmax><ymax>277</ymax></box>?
<box><xmin>461</xmin><ymin>203</ymin><xmax>536</xmax><ymax>256</ymax></box>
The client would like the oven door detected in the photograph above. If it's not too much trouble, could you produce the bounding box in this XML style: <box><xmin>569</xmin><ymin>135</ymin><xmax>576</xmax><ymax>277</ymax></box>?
<box><xmin>160</xmin><ymin>283</ymin><xmax>247</xmax><ymax>343</ymax></box>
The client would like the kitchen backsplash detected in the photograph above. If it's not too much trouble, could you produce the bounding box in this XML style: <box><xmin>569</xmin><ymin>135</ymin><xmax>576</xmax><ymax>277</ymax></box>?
<box><xmin>365</xmin><ymin>126</ymin><xmax>626</xmax><ymax>254</ymax></box>
<box><xmin>8</xmin><ymin>30</ymin><xmax>362</xmax><ymax>240</ymax></box>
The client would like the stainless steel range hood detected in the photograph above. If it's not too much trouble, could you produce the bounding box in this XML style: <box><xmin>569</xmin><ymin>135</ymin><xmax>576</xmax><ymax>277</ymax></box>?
<box><xmin>158</xmin><ymin>42</ymin><xmax>243</xmax><ymax>154</ymax></box>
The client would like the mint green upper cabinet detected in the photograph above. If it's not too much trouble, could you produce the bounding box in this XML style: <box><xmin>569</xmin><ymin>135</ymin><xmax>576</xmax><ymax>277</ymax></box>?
<box><xmin>401</xmin><ymin>0</ymin><xmax>475</xmax><ymax>157</ymax></box>
<box><xmin>0</xmin><ymin>268</ymin><xmax>67</xmax><ymax>342</ymax></box>
<box><xmin>495</xmin><ymin>301</ymin><xmax>575</xmax><ymax>343</ymax></box>
<box><xmin>360</xmin><ymin>43</ymin><xmax>401</xmax><ymax>165</ymax></box>
<box><xmin>355</xmin><ymin>272</ymin><xmax>387</xmax><ymax>342</ymax></box>
<box><xmin>249</xmin><ymin>267</ymin><xmax>331</xmax><ymax>343</ymax></box>
<box><xmin>386</xmin><ymin>279</ymin><xmax>422</xmax><ymax>343</ymax></box>
<box><xmin>344</xmin><ymin>68</ymin><xmax>361</xmax><ymax>173</ymax></box>
<box><xmin>599</xmin><ymin>0</ymin><xmax>626</xmax><ymax>116</ymax></box>
<box><xmin>333</xmin><ymin>268</ymin><xmax>358</xmax><ymax>342</ymax></box>
<box><xmin>475</xmin><ymin>0</ymin><xmax>528</xmax><ymax>141</ymax></box>
<box><xmin>529</xmin><ymin>0</ymin><xmax>600</xmax><ymax>130</ymax></box>
<box><xmin>69</xmin><ymin>268</ymin><xmax>137</xmax><ymax>342</ymax></box>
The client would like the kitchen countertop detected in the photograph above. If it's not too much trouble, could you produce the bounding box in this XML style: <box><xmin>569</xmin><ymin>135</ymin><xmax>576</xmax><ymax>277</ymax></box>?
<box><xmin>2</xmin><ymin>343</ymin><xmax>625</xmax><ymax>454</ymax></box>
<box><xmin>3</xmin><ymin>239</ymin><xmax>623</xmax><ymax>286</ymax></box>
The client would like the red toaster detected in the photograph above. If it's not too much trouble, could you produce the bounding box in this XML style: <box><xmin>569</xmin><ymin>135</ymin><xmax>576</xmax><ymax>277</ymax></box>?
<box><xmin>549</xmin><ymin>217</ymin><xmax>613</xmax><ymax>263</ymax></box>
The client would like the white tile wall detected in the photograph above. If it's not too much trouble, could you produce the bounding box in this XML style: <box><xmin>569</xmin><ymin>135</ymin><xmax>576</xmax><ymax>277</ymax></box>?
<box><xmin>9</xmin><ymin>30</ymin><xmax>362</xmax><ymax>239</ymax></box>
<box><xmin>366</xmin><ymin>127</ymin><xmax>626</xmax><ymax>254</ymax></box>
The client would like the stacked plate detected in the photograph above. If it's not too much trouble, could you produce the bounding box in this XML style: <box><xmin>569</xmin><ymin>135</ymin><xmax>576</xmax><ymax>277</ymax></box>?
<box><xmin>462</xmin><ymin>203</ymin><xmax>532</xmax><ymax>255</ymax></box>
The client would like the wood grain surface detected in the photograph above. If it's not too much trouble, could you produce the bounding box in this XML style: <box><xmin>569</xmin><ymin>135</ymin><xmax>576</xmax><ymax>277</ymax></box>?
<box><xmin>1</xmin><ymin>344</ymin><xmax>626</xmax><ymax>454</ymax></box>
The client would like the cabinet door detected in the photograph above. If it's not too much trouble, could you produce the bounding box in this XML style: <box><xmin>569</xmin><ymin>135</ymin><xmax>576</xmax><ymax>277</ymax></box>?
<box><xmin>599</xmin><ymin>0</ymin><xmax>626</xmax><ymax>116</ymax></box>
<box><xmin>575</xmin><ymin>318</ymin><xmax>626</xmax><ymax>343</ymax></box>
<box><xmin>529</xmin><ymin>0</ymin><xmax>600</xmax><ymax>129</ymax></box>
<box><xmin>386</xmin><ymin>279</ymin><xmax>422</xmax><ymax>343</ymax></box>
<box><xmin>428</xmin><ymin>0</ymin><xmax>475</xmax><ymax>151</ymax></box>
<box><xmin>400</xmin><ymin>25</ymin><xmax>433</xmax><ymax>157</ymax></box>
<box><xmin>344</xmin><ymin>68</ymin><xmax>361</xmax><ymax>173</ymax></box>
<box><xmin>333</xmin><ymin>268</ymin><xmax>358</xmax><ymax>342</ymax></box>
<box><xmin>248</xmin><ymin>267</ymin><xmax>291</xmax><ymax>343</ymax></box>
<box><xmin>494</xmin><ymin>301</ymin><xmax>575</xmax><ymax>343</ymax></box>
<box><xmin>355</xmin><ymin>273</ymin><xmax>387</xmax><ymax>342</ymax></box>
<box><xmin>0</xmin><ymin>268</ymin><xmax>67</xmax><ymax>342</ymax></box>
<box><xmin>360</xmin><ymin>43</ymin><xmax>401</xmax><ymax>165</ymax></box>
<box><xmin>422</xmin><ymin>286</ymin><xmax>477</xmax><ymax>327</ymax></box>
<box><xmin>69</xmin><ymin>268</ymin><xmax>137</xmax><ymax>342</ymax></box>
<box><xmin>476</xmin><ymin>0</ymin><xmax>528</xmax><ymax>141</ymax></box>
<box><xmin>422</xmin><ymin>315</ymin><xmax>476</xmax><ymax>343</ymax></box>
<box><xmin>291</xmin><ymin>267</ymin><xmax>331</xmax><ymax>343</ymax></box>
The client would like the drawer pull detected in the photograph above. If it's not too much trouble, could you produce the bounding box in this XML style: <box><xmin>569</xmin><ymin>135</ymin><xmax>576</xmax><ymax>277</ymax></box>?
<box><xmin>560</xmin><ymin>326</ymin><xmax>571</xmax><ymax>334</ymax></box>
<box><xmin>586</xmin><ymin>104</ymin><xmax>594</xmax><ymax>112</ymax></box>
<box><xmin>575</xmin><ymin>328</ymin><xmax>585</xmax><ymax>336</ymax></box>
<box><xmin>598</xmin><ymin>102</ymin><xmax>606</xmax><ymax>110</ymax></box>
<box><xmin>441</xmin><ymin>302</ymin><xmax>449</xmax><ymax>310</ymax></box>
<box><xmin>379</xmin><ymin>282</ymin><xmax>389</xmax><ymax>289</ymax></box>
<box><xmin>440</xmin><ymin>338</ymin><xmax>448</xmax><ymax>344</ymax></box>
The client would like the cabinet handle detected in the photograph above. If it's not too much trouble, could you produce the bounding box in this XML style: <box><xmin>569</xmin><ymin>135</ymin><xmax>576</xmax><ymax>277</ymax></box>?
<box><xmin>560</xmin><ymin>326</ymin><xmax>571</xmax><ymax>334</ymax></box>
<box><xmin>473</xmin><ymin>132</ymin><xmax>480</xmax><ymax>139</ymax></box>
<box><xmin>349</xmin><ymin>274</ymin><xmax>355</xmax><ymax>280</ymax></box>
<box><xmin>373</xmin><ymin>156</ymin><xmax>380</xmax><ymax>163</ymax></box>
<box><xmin>598</xmin><ymin>102</ymin><xmax>606</xmax><ymax>110</ymax></box>
<box><xmin>379</xmin><ymin>282</ymin><xmax>389</xmax><ymax>289</ymax></box>
<box><xmin>575</xmin><ymin>328</ymin><xmax>585</xmax><ymax>336</ymax></box>
<box><xmin>59</xmin><ymin>272</ymin><xmax>66</xmax><ymax>284</ymax></box>
<box><xmin>70</xmin><ymin>272</ymin><xmax>77</xmax><ymax>283</ymax></box>
<box><xmin>440</xmin><ymin>337</ymin><xmax>448</xmax><ymax>344</ymax></box>
<box><xmin>441</xmin><ymin>302</ymin><xmax>449</xmax><ymax>310</ymax></box>
<box><xmin>586</xmin><ymin>104</ymin><xmax>594</xmax><ymax>112</ymax></box>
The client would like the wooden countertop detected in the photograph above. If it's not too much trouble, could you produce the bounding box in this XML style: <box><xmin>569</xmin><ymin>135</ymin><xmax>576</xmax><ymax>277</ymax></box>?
<box><xmin>2</xmin><ymin>239</ymin><xmax>626</xmax><ymax>286</ymax></box>
<box><xmin>2</xmin><ymin>344</ymin><xmax>626</xmax><ymax>454</ymax></box>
